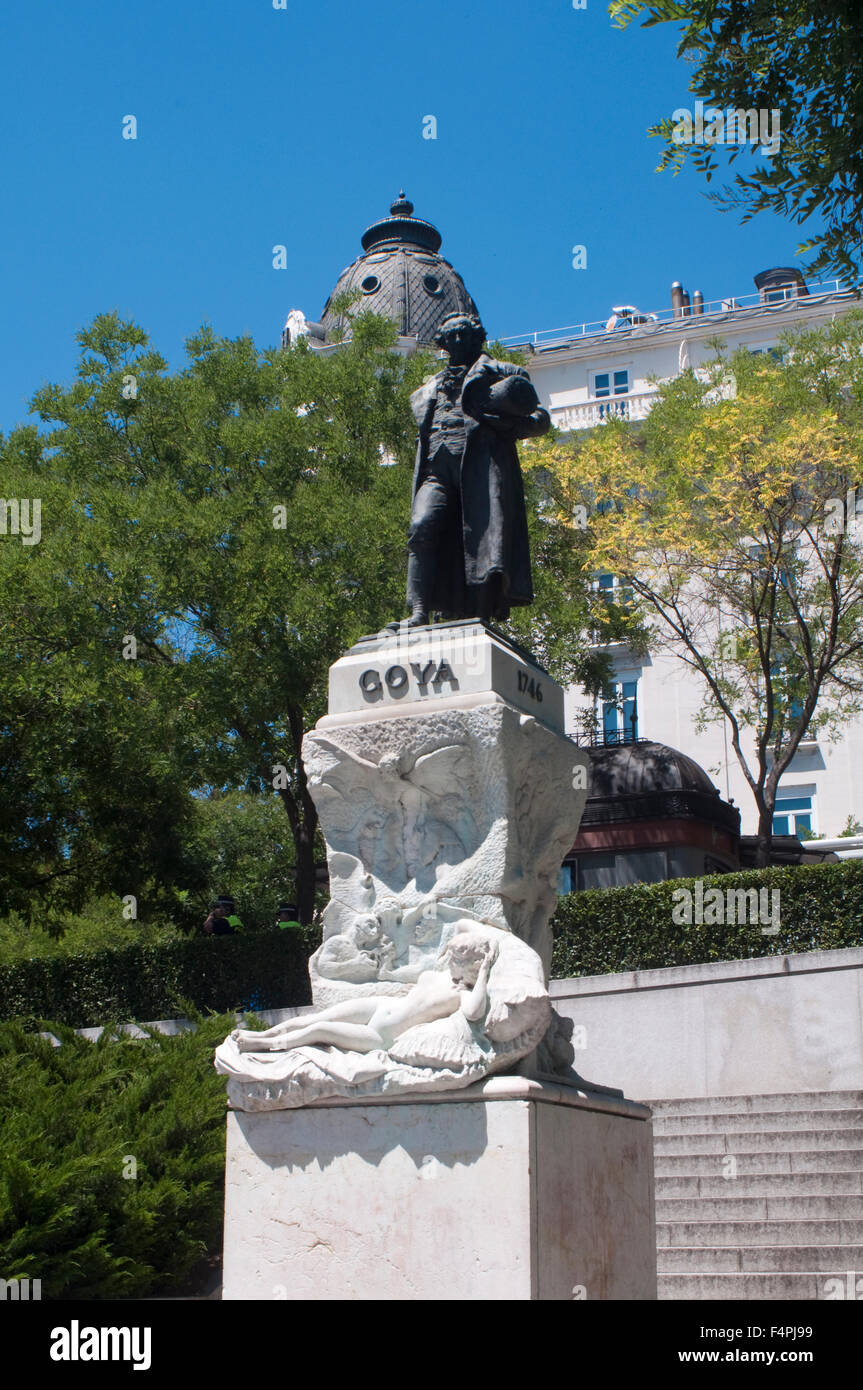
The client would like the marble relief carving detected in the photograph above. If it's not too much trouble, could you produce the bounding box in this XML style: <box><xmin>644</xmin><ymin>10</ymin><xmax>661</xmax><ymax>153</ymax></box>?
<box><xmin>215</xmin><ymin>701</ymin><xmax>585</xmax><ymax>1111</ymax></box>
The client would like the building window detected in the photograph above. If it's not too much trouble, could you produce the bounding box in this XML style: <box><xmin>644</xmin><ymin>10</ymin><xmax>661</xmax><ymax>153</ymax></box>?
<box><xmin>594</xmin><ymin>571</ymin><xmax>634</xmax><ymax>609</ymax></box>
<box><xmin>590</xmin><ymin>571</ymin><xmax>635</xmax><ymax>645</ymax></box>
<box><xmin>592</xmin><ymin>369</ymin><xmax>629</xmax><ymax>399</ymax></box>
<box><xmin>598</xmin><ymin>572</ymin><xmax>615</xmax><ymax>601</ymax></box>
<box><xmin>748</xmin><ymin>344</ymin><xmax>783</xmax><ymax>361</ymax></box>
<box><xmin>772</xmin><ymin>792</ymin><xmax>814</xmax><ymax>837</ymax></box>
<box><xmin>576</xmin><ymin>849</ymin><xmax>668</xmax><ymax>891</ymax></box>
<box><xmin>764</xmin><ymin>657</ymin><xmax>806</xmax><ymax>726</ymax></box>
<box><xmin>598</xmin><ymin>678</ymin><xmax>639</xmax><ymax>745</ymax></box>
<box><xmin>558</xmin><ymin>863</ymin><xmax>576</xmax><ymax>895</ymax></box>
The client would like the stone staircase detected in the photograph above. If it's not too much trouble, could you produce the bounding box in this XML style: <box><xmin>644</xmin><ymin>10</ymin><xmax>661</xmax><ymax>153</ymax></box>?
<box><xmin>649</xmin><ymin>1091</ymin><xmax>863</xmax><ymax>1300</ymax></box>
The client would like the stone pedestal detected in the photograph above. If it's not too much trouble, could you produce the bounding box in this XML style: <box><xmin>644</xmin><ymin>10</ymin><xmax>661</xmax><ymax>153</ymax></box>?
<box><xmin>324</xmin><ymin>618</ymin><xmax>566</xmax><ymax>732</ymax></box>
<box><xmin>222</xmin><ymin>1077</ymin><xmax>656</xmax><ymax>1301</ymax></box>
<box><xmin>304</xmin><ymin>622</ymin><xmax>588</xmax><ymax>973</ymax></box>
<box><xmin>219</xmin><ymin>621</ymin><xmax>655</xmax><ymax>1298</ymax></box>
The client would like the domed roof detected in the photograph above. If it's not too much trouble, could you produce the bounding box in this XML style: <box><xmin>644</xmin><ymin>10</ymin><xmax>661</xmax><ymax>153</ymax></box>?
<box><xmin>577</xmin><ymin>738</ymin><xmax>740</xmax><ymax>836</ymax></box>
<box><xmin>587</xmin><ymin>740</ymin><xmax>720</xmax><ymax>800</ymax></box>
<box><xmin>320</xmin><ymin>192</ymin><xmax>480</xmax><ymax>347</ymax></box>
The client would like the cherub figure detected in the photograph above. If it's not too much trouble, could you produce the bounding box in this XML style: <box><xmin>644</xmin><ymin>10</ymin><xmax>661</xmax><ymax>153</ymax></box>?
<box><xmin>314</xmin><ymin>914</ymin><xmax>394</xmax><ymax>984</ymax></box>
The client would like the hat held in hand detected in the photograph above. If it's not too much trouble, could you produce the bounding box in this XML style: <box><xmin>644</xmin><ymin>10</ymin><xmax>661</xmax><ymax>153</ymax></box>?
<box><xmin>484</xmin><ymin>374</ymin><xmax>538</xmax><ymax>417</ymax></box>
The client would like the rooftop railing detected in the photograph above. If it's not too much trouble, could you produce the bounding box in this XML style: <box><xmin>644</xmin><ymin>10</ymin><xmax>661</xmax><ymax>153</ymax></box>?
<box><xmin>499</xmin><ymin>280</ymin><xmax>853</xmax><ymax>351</ymax></box>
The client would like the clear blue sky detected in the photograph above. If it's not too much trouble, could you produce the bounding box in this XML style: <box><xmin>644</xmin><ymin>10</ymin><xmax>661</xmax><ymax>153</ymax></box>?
<box><xmin>0</xmin><ymin>0</ymin><xmax>823</xmax><ymax>430</ymax></box>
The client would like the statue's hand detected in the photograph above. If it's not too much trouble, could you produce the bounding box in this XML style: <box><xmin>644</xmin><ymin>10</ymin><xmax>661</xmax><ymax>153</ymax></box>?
<box><xmin>511</xmin><ymin>408</ymin><xmax>551</xmax><ymax>440</ymax></box>
<box><xmin>482</xmin><ymin>938</ymin><xmax>499</xmax><ymax>967</ymax></box>
<box><xmin>480</xmin><ymin>412</ymin><xmax>518</xmax><ymax>437</ymax></box>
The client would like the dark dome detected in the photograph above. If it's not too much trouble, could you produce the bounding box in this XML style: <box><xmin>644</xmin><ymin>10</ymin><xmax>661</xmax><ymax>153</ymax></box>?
<box><xmin>320</xmin><ymin>192</ymin><xmax>480</xmax><ymax>347</ymax></box>
<box><xmin>577</xmin><ymin>739</ymin><xmax>740</xmax><ymax>837</ymax></box>
<box><xmin>587</xmin><ymin>740</ymin><xmax>720</xmax><ymax>799</ymax></box>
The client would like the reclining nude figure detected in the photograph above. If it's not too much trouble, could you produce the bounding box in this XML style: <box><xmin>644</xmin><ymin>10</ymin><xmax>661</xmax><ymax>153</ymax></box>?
<box><xmin>232</xmin><ymin>929</ymin><xmax>496</xmax><ymax>1055</ymax></box>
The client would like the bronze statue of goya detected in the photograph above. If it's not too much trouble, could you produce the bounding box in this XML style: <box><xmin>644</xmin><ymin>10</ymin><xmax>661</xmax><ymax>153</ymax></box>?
<box><xmin>407</xmin><ymin>313</ymin><xmax>550</xmax><ymax>626</ymax></box>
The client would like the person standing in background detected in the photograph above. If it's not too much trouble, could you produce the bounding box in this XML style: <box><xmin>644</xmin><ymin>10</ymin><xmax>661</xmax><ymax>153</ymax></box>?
<box><xmin>275</xmin><ymin>901</ymin><xmax>302</xmax><ymax>932</ymax></box>
<box><xmin>203</xmin><ymin>896</ymin><xmax>243</xmax><ymax>935</ymax></box>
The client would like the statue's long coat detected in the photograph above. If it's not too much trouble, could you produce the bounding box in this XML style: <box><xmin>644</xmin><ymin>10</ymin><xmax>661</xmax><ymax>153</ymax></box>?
<box><xmin>409</xmin><ymin>354</ymin><xmax>548</xmax><ymax>618</ymax></box>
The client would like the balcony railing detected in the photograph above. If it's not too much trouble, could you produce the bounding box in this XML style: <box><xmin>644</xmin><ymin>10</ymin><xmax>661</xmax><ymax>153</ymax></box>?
<box><xmin>573</xmin><ymin>701</ymin><xmax>641</xmax><ymax>747</ymax></box>
<box><xmin>551</xmin><ymin>391</ymin><xmax>658</xmax><ymax>432</ymax></box>
<box><xmin>574</xmin><ymin>725</ymin><xmax>642</xmax><ymax>748</ymax></box>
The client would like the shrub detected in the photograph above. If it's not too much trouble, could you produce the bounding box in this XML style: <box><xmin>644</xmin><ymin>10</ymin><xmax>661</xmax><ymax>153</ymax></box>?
<box><xmin>0</xmin><ymin>1012</ymin><xmax>236</xmax><ymax>1299</ymax></box>
<box><xmin>0</xmin><ymin>930</ymin><xmax>312</xmax><ymax>1029</ymax></box>
<box><xmin>551</xmin><ymin>859</ymin><xmax>863</xmax><ymax>979</ymax></box>
<box><xmin>0</xmin><ymin>898</ymin><xmax>182</xmax><ymax>968</ymax></box>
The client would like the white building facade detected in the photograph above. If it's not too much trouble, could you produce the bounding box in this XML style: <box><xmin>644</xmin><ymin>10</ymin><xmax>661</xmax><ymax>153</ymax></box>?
<box><xmin>508</xmin><ymin>271</ymin><xmax>863</xmax><ymax>841</ymax></box>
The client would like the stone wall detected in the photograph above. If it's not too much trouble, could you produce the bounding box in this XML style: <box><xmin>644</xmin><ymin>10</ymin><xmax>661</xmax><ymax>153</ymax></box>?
<box><xmin>552</xmin><ymin>946</ymin><xmax>863</xmax><ymax>1100</ymax></box>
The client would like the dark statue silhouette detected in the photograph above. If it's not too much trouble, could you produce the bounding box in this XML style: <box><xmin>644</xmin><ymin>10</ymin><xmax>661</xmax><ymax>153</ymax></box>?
<box><xmin>406</xmin><ymin>313</ymin><xmax>550</xmax><ymax>626</ymax></box>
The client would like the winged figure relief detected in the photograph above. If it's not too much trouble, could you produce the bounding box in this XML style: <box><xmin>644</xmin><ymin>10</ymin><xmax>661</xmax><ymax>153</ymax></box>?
<box><xmin>307</xmin><ymin>736</ymin><xmax>478</xmax><ymax>893</ymax></box>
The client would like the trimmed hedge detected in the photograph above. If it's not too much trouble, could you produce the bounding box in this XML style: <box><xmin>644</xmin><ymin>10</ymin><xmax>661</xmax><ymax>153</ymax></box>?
<box><xmin>551</xmin><ymin>859</ymin><xmax>863</xmax><ymax>980</ymax></box>
<box><xmin>5</xmin><ymin>862</ymin><xmax>862</xmax><ymax>1025</ymax></box>
<box><xmin>0</xmin><ymin>929</ymin><xmax>314</xmax><ymax>1029</ymax></box>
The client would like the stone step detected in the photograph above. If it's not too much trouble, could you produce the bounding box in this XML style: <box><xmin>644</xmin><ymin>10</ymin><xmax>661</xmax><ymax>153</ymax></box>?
<box><xmin>651</xmin><ymin>1093</ymin><xmax>863</xmax><ymax>1300</ymax></box>
<box><xmin>653</xmin><ymin>1109</ymin><xmax>863</xmax><ymax>1135</ymax></box>
<box><xmin>657</xmin><ymin>1219</ymin><xmax>863</xmax><ymax>1247</ymax></box>
<box><xmin>656</xmin><ymin>1194</ymin><xmax>863</xmax><ymax>1222</ymax></box>
<box><xmin>657</xmin><ymin>1244</ymin><xmax>863</xmax><ymax>1274</ymax></box>
<box><xmin>655</xmin><ymin>1128</ymin><xmax>863</xmax><ymax>1155</ymax></box>
<box><xmin>658</xmin><ymin>1271</ymin><xmax>860</xmax><ymax>1301</ymax></box>
<box><xmin>647</xmin><ymin>1091</ymin><xmax>863</xmax><ymax>1117</ymax></box>
<box><xmin>789</xmin><ymin>1149</ymin><xmax>863</xmax><ymax>1173</ymax></box>
<box><xmin>656</xmin><ymin>1170</ymin><xmax>863</xmax><ymax>1199</ymax></box>
<box><xmin>656</xmin><ymin>1147</ymin><xmax>863</xmax><ymax>1176</ymax></box>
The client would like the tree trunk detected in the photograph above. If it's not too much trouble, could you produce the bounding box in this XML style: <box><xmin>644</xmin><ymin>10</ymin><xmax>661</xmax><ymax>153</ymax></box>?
<box><xmin>294</xmin><ymin>818</ymin><xmax>317</xmax><ymax>926</ymax></box>
<box><xmin>754</xmin><ymin>804</ymin><xmax>773</xmax><ymax>868</ymax></box>
<box><xmin>275</xmin><ymin>702</ymin><xmax>323</xmax><ymax>926</ymax></box>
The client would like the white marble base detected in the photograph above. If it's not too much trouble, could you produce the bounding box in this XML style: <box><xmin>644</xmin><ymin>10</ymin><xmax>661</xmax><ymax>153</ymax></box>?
<box><xmin>222</xmin><ymin>1077</ymin><xmax>656</xmax><ymax>1301</ymax></box>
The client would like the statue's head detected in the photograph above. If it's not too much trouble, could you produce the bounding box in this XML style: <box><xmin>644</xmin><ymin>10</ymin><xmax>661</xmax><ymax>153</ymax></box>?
<box><xmin>441</xmin><ymin>927</ymin><xmax>496</xmax><ymax>985</ymax></box>
<box><xmin>351</xmin><ymin>914</ymin><xmax>383</xmax><ymax>947</ymax></box>
<box><xmin>434</xmin><ymin>313</ymin><xmax>486</xmax><ymax>367</ymax></box>
<box><xmin>373</xmin><ymin>897</ymin><xmax>403</xmax><ymax>932</ymax></box>
<box><xmin>413</xmin><ymin>908</ymin><xmax>439</xmax><ymax>946</ymax></box>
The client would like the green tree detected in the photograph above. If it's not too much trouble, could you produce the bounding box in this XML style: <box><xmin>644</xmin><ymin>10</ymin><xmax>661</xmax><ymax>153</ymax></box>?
<box><xmin>838</xmin><ymin>814</ymin><xmax>863</xmax><ymax>837</ymax></box>
<box><xmin>2</xmin><ymin>310</ymin><xmax>428</xmax><ymax>924</ymax></box>
<box><xmin>3</xmin><ymin>310</ymin><xmax>608</xmax><ymax>927</ymax></box>
<box><xmin>611</xmin><ymin>0</ymin><xmax>863</xmax><ymax>283</ymax></box>
<box><xmin>0</xmin><ymin>1013</ymin><xmax>235</xmax><ymax>1298</ymax></box>
<box><xmin>0</xmin><ymin>423</ymin><xmax>201</xmax><ymax>926</ymax></box>
<box><xmin>183</xmin><ymin>792</ymin><xmax>303</xmax><ymax>930</ymax></box>
<box><xmin>536</xmin><ymin>313</ymin><xmax>863</xmax><ymax>862</ymax></box>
